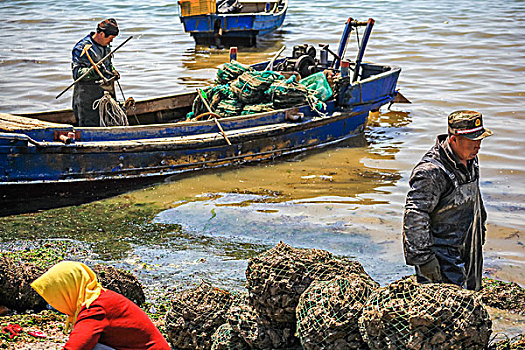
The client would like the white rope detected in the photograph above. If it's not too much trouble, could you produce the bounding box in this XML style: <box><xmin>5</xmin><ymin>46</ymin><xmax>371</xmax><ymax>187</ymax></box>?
<box><xmin>93</xmin><ymin>91</ymin><xmax>129</xmax><ymax>127</ymax></box>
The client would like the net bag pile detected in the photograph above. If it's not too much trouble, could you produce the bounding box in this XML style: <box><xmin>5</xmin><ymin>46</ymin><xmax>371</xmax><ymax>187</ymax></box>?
<box><xmin>210</xmin><ymin>323</ymin><xmax>249</xmax><ymax>350</ymax></box>
<box><xmin>358</xmin><ymin>278</ymin><xmax>492</xmax><ymax>350</ymax></box>
<box><xmin>0</xmin><ymin>255</ymin><xmax>46</xmax><ymax>311</ymax></box>
<box><xmin>92</xmin><ymin>264</ymin><xmax>145</xmax><ymax>306</ymax></box>
<box><xmin>479</xmin><ymin>278</ymin><xmax>525</xmax><ymax>315</ymax></box>
<box><xmin>165</xmin><ymin>281</ymin><xmax>234</xmax><ymax>349</ymax></box>
<box><xmin>226</xmin><ymin>293</ymin><xmax>300</xmax><ymax>349</ymax></box>
<box><xmin>265</xmin><ymin>79</ymin><xmax>309</xmax><ymax>109</ymax></box>
<box><xmin>296</xmin><ymin>274</ymin><xmax>378</xmax><ymax>350</ymax></box>
<box><xmin>241</xmin><ymin>103</ymin><xmax>274</xmax><ymax>115</ymax></box>
<box><xmin>246</xmin><ymin>241</ymin><xmax>376</xmax><ymax>324</ymax></box>
<box><xmin>230</xmin><ymin>71</ymin><xmax>284</xmax><ymax>104</ymax></box>
<box><xmin>216</xmin><ymin>61</ymin><xmax>254</xmax><ymax>85</ymax></box>
<box><xmin>489</xmin><ymin>333</ymin><xmax>525</xmax><ymax>350</ymax></box>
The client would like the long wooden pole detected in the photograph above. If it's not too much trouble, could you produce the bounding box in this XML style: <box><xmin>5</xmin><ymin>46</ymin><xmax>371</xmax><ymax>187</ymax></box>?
<box><xmin>56</xmin><ymin>35</ymin><xmax>133</xmax><ymax>99</ymax></box>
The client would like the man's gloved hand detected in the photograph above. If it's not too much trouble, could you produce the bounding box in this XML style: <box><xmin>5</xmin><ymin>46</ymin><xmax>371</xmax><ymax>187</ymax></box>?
<box><xmin>112</xmin><ymin>69</ymin><xmax>120</xmax><ymax>80</ymax></box>
<box><xmin>418</xmin><ymin>257</ymin><xmax>442</xmax><ymax>283</ymax></box>
<box><xmin>76</xmin><ymin>67</ymin><xmax>98</xmax><ymax>81</ymax></box>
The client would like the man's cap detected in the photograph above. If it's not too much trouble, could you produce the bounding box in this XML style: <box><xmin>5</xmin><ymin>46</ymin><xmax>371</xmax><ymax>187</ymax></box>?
<box><xmin>448</xmin><ymin>110</ymin><xmax>493</xmax><ymax>140</ymax></box>
<box><xmin>97</xmin><ymin>18</ymin><xmax>119</xmax><ymax>36</ymax></box>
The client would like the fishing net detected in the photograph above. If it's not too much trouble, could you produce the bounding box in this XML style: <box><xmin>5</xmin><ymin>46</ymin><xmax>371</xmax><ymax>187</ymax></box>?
<box><xmin>479</xmin><ymin>278</ymin><xmax>525</xmax><ymax>315</ymax></box>
<box><xmin>92</xmin><ymin>264</ymin><xmax>145</xmax><ymax>306</ymax></box>
<box><xmin>296</xmin><ymin>274</ymin><xmax>378</xmax><ymax>350</ymax></box>
<box><xmin>165</xmin><ymin>281</ymin><xmax>234</xmax><ymax>350</ymax></box>
<box><xmin>216</xmin><ymin>61</ymin><xmax>254</xmax><ymax>85</ymax></box>
<box><xmin>358</xmin><ymin>277</ymin><xmax>492</xmax><ymax>350</ymax></box>
<box><xmin>245</xmin><ymin>242</ymin><xmax>376</xmax><ymax>324</ymax></box>
<box><xmin>210</xmin><ymin>323</ymin><xmax>249</xmax><ymax>350</ymax></box>
<box><xmin>215</xmin><ymin>98</ymin><xmax>245</xmax><ymax>118</ymax></box>
<box><xmin>0</xmin><ymin>256</ymin><xmax>46</xmax><ymax>311</ymax></box>
<box><xmin>226</xmin><ymin>293</ymin><xmax>300</xmax><ymax>349</ymax></box>
<box><xmin>265</xmin><ymin>79</ymin><xmax>309</xmax><ymax>109</ymax></box>
<box><xmin>241</xmin><ymin>103</ymin><xmax>274</xmax><ymax>115</ymax></box>
<box><xmin>230</xmin><ymin>71</ymin><xmax>284</xmax><ymax>104</ymax></box>
<box><xmin>489</xmin><ymin>333</ymin><xmax>525</xmax><ymax>350</ymax></box>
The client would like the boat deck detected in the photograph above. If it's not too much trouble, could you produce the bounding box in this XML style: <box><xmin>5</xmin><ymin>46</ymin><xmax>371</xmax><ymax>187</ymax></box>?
<box><xmin>0</xmin><ymin>113</ymin><xmax>72</xmax><ymax>132</ymax></box>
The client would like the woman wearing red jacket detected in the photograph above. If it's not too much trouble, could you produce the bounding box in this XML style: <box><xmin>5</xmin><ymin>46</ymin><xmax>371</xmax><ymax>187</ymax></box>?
<box><xmin>31</xmin><ymin>261</ymin><xmax>170</xmax><ymax>350</ymax></box>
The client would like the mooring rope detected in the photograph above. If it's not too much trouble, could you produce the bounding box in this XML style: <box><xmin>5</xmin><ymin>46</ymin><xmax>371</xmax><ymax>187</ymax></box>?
<box><xmin>93</xmin><ymin>91</ymin><xmax>129</xmax><ymax>127</ymax></box>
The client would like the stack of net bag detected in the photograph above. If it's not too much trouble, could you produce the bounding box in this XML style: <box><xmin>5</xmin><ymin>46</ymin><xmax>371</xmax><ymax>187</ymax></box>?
<box><xmin>210</xmin><ymin>323</ymin><xmax>248</xmax><ymax>350</ymax></box>
<box><xmin>226</xmin><ymin>293</ymin><xmax>300</xmax><ymax>349</ymax></box>
<box><xmin>358</xmin><ymin>277</ymin><xmax>492</xmax><ymax>350</ymax></box>
<box><xmin>489</xmin><ymin>333</ymin><xmax>525</xmax><ymax>350</ymax></box>
<box><xmin>241</xmin><ymin>103</ymin><xmax>274</xmax><ymax>115</ymax></box>
<box><xmin>230</xmin><ymin>71</ymin><xmax>284</xmax><ymax>105</ymax></box>
<box><xmin>216</xmin><ymin>61</ymin><xmax>254</xmax><ymax>85</ymax></box>
<box><xmin>165</xmin><ymin>281</ymin><xmax>234</xmax><ymax>350</ymax></box>
<box><xmin>296</xmin><ymin>274</ymin><xmax>378</xmax><ymax>350</ymax></box>
<box><xmin>246</xmin><ymin>241</ymin><xmax>377</xmax><ymax>324</ymax></box>
<box><xmin>265</xmin><ymin>79</ymin><xmax>309</xmax><ymax>109</ymax></box>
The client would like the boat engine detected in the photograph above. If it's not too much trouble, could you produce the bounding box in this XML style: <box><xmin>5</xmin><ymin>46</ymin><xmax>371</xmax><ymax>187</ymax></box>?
<box><xmin>280</xmin><ymin>44</ymin><xmax>319</xmax><ymax>78</ymax></box>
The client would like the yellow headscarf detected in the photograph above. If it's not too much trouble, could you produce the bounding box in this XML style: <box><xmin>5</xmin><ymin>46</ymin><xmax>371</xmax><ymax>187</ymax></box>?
<box><xmin>31</xmin><ymin>261</ymin><xmax>105</xmax><ymax>332</ymax></box>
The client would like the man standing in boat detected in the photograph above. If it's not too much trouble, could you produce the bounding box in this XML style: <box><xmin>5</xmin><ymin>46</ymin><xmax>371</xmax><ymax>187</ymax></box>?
<box><xmin>72</xmin><ymin>18</ymin><xmax>120</xmax><ymax>126</ymax></box>
<box><xmin>403</xmin><ymin>111</ymin><xmax>492</xmax><ymax>291</ymax></box>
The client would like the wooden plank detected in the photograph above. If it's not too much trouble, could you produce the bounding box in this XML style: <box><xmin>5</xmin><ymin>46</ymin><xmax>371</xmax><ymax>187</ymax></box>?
<box><xmin>0</xmin><ymin>113</ymin><xmax>72</xmax><ymax>131</ymax></box>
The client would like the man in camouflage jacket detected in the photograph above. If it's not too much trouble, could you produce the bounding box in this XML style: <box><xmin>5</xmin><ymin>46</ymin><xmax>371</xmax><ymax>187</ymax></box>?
<box><xmin>72</xmin><ymin>18</ymin><xmax>120</xmax><ymax>126</ymax></box>
<box><xmin>403</xmin><ymin>111</ymin><xmax>492</xmax><ymax>291</ymax></box>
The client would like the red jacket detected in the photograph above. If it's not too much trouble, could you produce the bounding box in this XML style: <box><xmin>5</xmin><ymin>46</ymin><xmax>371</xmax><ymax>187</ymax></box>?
<box><xmin>64</xmin><ymin>289</ymin><xmax>170</xmax><ymax>350</ymax></box>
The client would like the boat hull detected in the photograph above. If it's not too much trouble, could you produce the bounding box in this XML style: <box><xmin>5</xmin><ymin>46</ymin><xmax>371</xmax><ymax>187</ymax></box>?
<box><xmin>0</xmin><ymin>62</ymin><xmax>401</xmax><ymax>215</ymax></box>
<box><xmin>180</xmin><ymin>4</ymin><xmax>287</xmax><ymax>46</ymax></box>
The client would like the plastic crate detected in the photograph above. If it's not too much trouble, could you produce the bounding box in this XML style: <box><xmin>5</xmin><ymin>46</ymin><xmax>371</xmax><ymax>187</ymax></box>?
<box><xmin>178</xmin><ymin>0</ymin><xmax>216</xmax><ymax>17</ymax></box>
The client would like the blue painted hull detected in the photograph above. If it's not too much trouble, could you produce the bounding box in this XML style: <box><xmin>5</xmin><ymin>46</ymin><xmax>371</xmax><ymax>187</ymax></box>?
<box><xmin>180</xmin><ymin>2</ymin><xmax>287</xmax><ymax>46</ymax></box>
<box><xmin>0</xmin><ymin>62</ymin><xmax>400</xmax><ymax>215</ymax></box>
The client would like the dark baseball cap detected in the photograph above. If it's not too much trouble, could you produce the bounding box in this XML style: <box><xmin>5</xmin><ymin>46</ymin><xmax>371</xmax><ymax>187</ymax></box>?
<box><xmin>448</xmin><ymin>110</ymin><xmax>493</xmax><ymax>140</ymax></box>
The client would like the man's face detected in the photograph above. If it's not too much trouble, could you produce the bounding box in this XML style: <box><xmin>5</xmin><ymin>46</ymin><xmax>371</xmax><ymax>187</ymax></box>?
<box><xmin>99</xmin><ymin>34</ymin><xmax>116</xmax><ymax>46</ymax></box>
<box><xmin>450</xmin><ymin>135</ymin><xmax>482</xmax><ymax>162</ymax></box>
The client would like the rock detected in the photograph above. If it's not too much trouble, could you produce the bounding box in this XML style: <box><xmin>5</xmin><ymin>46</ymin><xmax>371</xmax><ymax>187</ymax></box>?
<box><xmin>0</xmin><ymin>256</ymin><xmax>46</xmax><ymax>311</ymax></box>
<box><xmin>92</xmin><ymin>264</ymin><xmax>145</xmax><ymax>306</ymax></box>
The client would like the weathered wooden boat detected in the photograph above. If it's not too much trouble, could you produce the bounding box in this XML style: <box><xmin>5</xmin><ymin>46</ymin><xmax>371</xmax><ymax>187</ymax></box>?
<box><xmin>0</xmin><ymin>18</ymin><xmax>405</xmax><ymax>216</ymax></box>
<box><xmin>179</xmin><ymin>0</ymin><xmax>288</xmax><ymax>46</ymax></box>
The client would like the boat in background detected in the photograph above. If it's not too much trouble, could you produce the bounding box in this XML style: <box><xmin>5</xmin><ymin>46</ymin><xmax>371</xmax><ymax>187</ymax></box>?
<box><xmin>0</xmin><ymin>18</ymin><xmax>405</xmax><ymax>216</ymax></box>
<box><xmin>178</xmin><ymin>0</ymin><xmax>288</xmax><ymax>46</ymax></box>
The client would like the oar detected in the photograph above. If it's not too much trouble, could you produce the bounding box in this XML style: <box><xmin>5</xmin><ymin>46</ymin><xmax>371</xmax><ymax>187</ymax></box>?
<box><xmin>197</xmin><ymin>88</ymin><xmax>231</xmax><ymax>146</ymax></box>
<box><xmin>56</xmin><ymin>35</ymin><xmax>133</xmax><ymax>99</ymax></box>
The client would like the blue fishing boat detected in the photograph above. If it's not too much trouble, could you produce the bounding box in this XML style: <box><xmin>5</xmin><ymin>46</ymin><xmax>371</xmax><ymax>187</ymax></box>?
<box><xmin>178</xmin><ymin>0</ymin><xmax>288</xmax><ymax>46</ymax></box>
<box><xmin>0</xmin><ymin>18</ymin><xmax>406</xmax><ymax>215</ymax></box>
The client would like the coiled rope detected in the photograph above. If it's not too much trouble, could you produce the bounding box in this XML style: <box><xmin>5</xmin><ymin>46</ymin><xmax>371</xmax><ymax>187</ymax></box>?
<box><xmin>93</xmin><ymin>91</ymin><xmax>129</xmax><ymax>127</ymax></box>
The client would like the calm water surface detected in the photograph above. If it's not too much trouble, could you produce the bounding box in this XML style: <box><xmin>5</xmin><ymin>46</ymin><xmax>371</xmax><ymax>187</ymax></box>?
<box><xmin>1</xmin><ymin>1</ymin><xmax>524</xmax><ymax>293</ymax></box>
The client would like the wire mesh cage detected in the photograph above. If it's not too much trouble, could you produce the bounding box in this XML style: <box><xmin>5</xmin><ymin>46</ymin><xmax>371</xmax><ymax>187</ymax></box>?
<box><xmin>92</xmin><ymin>264</ymin><xmax>145</xmax><ymax>306</ymax></box>
<box><xmin>358</xmin><ymin>277</ymin><xmax>492</xmax><ymax>350</ymax></box>
<box><xmin>488</xmin><ymin>333</ymin><xmax>525</xmax><ymax>350</ymax></box>
<box><xmin>210</xmin><ymin>323</ymin><xmax>249</xmax><ymax>350</ymax></box>
<box><xmin>216</xmin><ymin>62</ymin><xmax>254</xmax><ymax>85</ymax></box>
<box><xmin>226</xmin><ymin>293</ymin><xmax>300</xmax><ymax>349</ymax></box>
<box><xmin>165</xmin><ymin>281</ymin><xmax>234</xmax><ymax>350</ymax></box>
<box><xmin>296</xmin><ymin>274</ymin><xmax>378</xmax><ymax>350</ymax></box>
<box><xmin>246</xmin><ymin>242</ymin><xmax>377</xmax><ymax>324</ymax></box>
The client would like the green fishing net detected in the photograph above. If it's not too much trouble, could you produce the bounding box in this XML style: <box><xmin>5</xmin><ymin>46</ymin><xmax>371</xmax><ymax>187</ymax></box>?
<box><xmin>296</xmin><ymin>274</ymin><xmax>378</xmax><ymax>350</ymax></box>
<box><xmin>216</xmin><ymin>61</ymin><xmax>254</xmax><ymax>85</ymax></box>
<box><xmin>165</xmin><ymin>281</ymin><xmax>234</xmax><ymax>350</ymax></box>
<box><xmin>245</xmin><ymin>242</ymin><xmax>377</xmax><ymax>324</ymax></box>
<box><xmin>358</xmin><ymin>278</ymin><xmax>492</xmax><ymax>350</ymax></box>
<box><xmin>226</xmin><ymin>293</ymin><xmax>299</xmax><ymax>349</ymax></box>
<box><xmin>210</xmin><ymin>323</ymin><xmax>248</xmax><ymax>350</ymax></box>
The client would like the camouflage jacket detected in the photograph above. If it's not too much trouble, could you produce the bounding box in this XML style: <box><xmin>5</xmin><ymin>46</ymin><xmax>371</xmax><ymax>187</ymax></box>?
<box><xmin>71</xmin><ymin>32</ymin><xmax>114</xmax><ymax>81</ymax></box>
<box><xmin>403</xmin><ymin>134</ymin><xmax>487</xmax><ymax>266</ymax></box>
